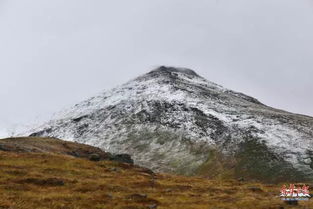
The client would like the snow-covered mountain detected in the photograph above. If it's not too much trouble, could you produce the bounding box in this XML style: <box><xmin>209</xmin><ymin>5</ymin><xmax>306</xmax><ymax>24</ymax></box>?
<box><xmin>29</xmin><ymin>66</ymin><xmax>313</xmax><ymax>182</ymax></box>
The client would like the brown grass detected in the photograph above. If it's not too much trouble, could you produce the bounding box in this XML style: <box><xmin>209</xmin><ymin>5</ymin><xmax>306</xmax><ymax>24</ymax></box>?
<box><xmin>0</xmin><ymin>151</ymin><xmax>311</xmax><ymax>209</ymax></box>
<box><xmin>0</xmin><ymin>137</ymin><xmax>111</xmax><ymax>160</ymax></box>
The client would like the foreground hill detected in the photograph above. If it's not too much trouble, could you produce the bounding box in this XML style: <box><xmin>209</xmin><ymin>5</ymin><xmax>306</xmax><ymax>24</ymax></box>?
<box><xmin>0</xmin><ymin>138</ymin><xmax>309</xmax><ymax>209</ymax></box>
<box><xmin>0</xmin><ymin>137</ymin><xmax>133</xmax><ymax>164</ymax></box>
<box><xmin>28</xmin><ymin>66</ymin><xmax>313</xmax><ymax>183</ymax></box>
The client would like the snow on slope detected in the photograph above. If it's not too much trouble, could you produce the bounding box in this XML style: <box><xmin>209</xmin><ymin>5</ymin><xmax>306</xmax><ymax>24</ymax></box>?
<box><xmin>28</xmin><ymin>66</ymin><xmax>313</xmax><ymax>181</ymax></box>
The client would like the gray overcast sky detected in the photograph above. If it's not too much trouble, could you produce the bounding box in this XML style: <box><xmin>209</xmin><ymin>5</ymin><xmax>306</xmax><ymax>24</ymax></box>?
<box><xmin>0</xmin><ymin>0</ymin><xmax>313</xmax><ymax>137</ymax></box>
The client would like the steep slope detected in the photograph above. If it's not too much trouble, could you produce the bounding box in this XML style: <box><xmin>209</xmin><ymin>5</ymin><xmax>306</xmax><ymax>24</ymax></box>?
<box><xmin>28</xmin><ymin>66</ymin><xmax>313</xmax><ymax>182</ymax></box>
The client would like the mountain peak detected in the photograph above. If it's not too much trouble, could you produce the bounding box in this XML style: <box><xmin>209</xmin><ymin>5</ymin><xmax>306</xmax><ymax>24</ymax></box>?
<box><xmin>28</xmin><ymin>66</ymin><xmax>313</xmax><ymax>183</ymax></box>
<box><xmin>149</xmin><ymin>66</ymin><xmax>200</xmax><ymax>77</ymax></box>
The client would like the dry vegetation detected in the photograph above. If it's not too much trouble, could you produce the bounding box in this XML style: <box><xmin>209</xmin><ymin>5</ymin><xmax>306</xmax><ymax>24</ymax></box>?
<box><xmin>0</xmin><ymin>137</ymin><xmax>112</xmax><ymax>160</ymax></box>
<box><xmin>0</xmin><ymin>150</ymin><xmax>311</xmax><ymax>209</ymax></box>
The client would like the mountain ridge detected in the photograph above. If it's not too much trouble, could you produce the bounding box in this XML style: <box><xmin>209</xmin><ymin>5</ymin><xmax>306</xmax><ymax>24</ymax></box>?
<box><xmin>28</xmin><ymin>66</ymin><xmax>313</xmax><ymax>183</ymax></box>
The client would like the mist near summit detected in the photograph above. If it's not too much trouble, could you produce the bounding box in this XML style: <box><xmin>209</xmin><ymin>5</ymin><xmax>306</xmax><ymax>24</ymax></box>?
<box><xmin>0</xmin><ymin>0</ymin><xmax>313</xmax><ymax>136</ymax></box>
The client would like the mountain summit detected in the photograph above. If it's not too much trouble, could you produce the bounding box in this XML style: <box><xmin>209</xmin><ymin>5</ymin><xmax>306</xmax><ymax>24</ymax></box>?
<box><xmin>151</xmin><ymin>66</ymin><xmax>200</xmax><ymax>76</ymax></box>
<box><xmin>29</xmin><ymin>66</ymin><xmax>313</xmax><ymax>183</ymax></box>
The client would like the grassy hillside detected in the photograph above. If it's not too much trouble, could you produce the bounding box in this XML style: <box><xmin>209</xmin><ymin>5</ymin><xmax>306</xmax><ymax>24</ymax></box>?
<box><xmin>0</xmin><ymin>137</ymin><xmax>133</xmax><ymax>164</ymax></box>
<box><xmin>0</xmin><ymin>149</ymin><xmax>311</xmax><ymax>208</ymax></box>
<box><xmin>0</xmin><ymin>137</ymin><xmax>112</xmax><ymax>159</ymax></box>
<box><xmin>195</xmin><ymin>138</ymin><xmax>311</xmax><ymax>184</ymax></box>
